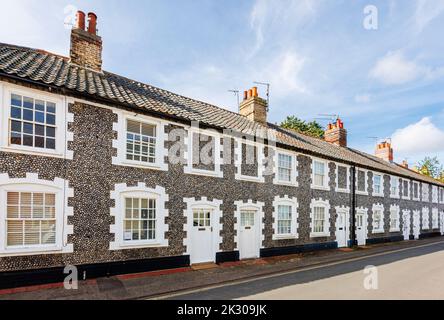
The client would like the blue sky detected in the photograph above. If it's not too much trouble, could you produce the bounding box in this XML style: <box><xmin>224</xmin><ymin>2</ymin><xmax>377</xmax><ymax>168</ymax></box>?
<box><xmin>1</xmin><ymin>0</ymin><xmax>444</xmax><ymax>166</ymax></box>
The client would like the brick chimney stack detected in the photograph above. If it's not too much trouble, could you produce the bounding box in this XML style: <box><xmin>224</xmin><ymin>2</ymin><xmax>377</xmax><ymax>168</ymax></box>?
<box><xmin>401</xmin><ymin>160</ymin><xmax>409</xmax><ymax>169</ymax></box>
<box><xmin>375</xmin><ymin>141</ymin><xmax>394</xmax><ymax>162</ymax></box>
<box><xmin>239</xmin><ymin>87</ymin><xmax>268</xmax><ymax>124</ymax></box>
<box><xmin>324</xmin><ymin>118</ymin><xmax>347</xmax><ymax>147</ymax></box>
<box><xmin>70</xmin><ymin>11</ymin><xmax>103</xmax><ymax>72</ymax></box>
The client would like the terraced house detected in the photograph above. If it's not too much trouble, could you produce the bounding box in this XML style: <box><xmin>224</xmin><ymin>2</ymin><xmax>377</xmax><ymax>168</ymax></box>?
<box><xmin>0</xmin><ymin>12</ymin><xmax>443</xmax><ymax>288</ymax></box>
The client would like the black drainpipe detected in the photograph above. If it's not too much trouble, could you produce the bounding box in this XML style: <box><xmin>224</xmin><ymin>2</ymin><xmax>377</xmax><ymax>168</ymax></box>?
<box><xmin>350</xmin><ymin>165</ymin><xmax>357</xmax><ymax>248</ymax></box>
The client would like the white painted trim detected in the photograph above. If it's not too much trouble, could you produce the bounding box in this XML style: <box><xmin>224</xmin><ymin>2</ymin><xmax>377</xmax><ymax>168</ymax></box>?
<box><xmin>183</xmin><ymin>126</ymin><xmax>223</xmax><ymax>178</ymax></box>
<box><xmin>390</xmin><ymin>176</ymin><xmax>400</xmax><ymax>199</ymax></box>
<box><xmin>335</xmin><ymin>163</ymin><xmax>350</xmax><ymax>193</ymax></box>
<box><xmin>389</xmin><ymin>204</ymin><xmax>400</xmax><ymax>232</ymax></box>
<box><xmin>310</xmin><ymin>198</ymin><xmax>331</xmax><ymax>238</ymax></box>
<box><xmin>371</xmin><ymin>203</ymin><xmax>385</xmax><ymax>234</ymax></box>
<box><xmin>310</xmin><ymin>157</ymin><xmax>330</xmax><ymax>191</ymax></box>
<box><xmin>355</xmin><ymin>168</ymin><xmax>369</xmax><ymax>195</ymax></box>
<box><xmin>371</xmin><ymin>172</ymin><xmax>384</xmax><ymax>197</ymax></box>
<box><xmin>111</xmin><ymin>110</ymin><xmax>168</xmax><ymax>171</ymax></box>
<box><xmin>183</xmin><ymin>197</ymin><xmax>223</xmax><ymax>260</ymax></box>
<box><xmin>421</xmin><ymin>183</ymin><xmax>430</xmax><ymax>203</ymax></box>
<box><xmin>0</xmin><ymin>173</ymin><xmax>73</xmax><ymax>256</ymax></box>
<box><xmin>356</xmin><ymin>206</ymin><xmax>369</xmax><ymax>241</ymax></box>
<box><xmin>234</xmin><ymin>138</ymin><xmax>265</xmax><ymax>183</ymax></box>
<box><xmin>432</xmin><ymin>208</ymin><xmax>439</xmax><ymax>229</ymax></box>
<box><xmin>272</xmin><ymin>195</ymin><xmax>299</xmax><ymax>240</ymax></box>
<box><xmin>0</xmin><ymin>81</ymin><xmax>73</xmax><ymax>160</ymax></box>
<box><xmin>335</xmin><ymin>205</ymin><xmax>350</xmax><ymax>246</ymax></box>
<box><xmin>273</xmin><ymin>148</ymin><xmax>298</xmax><ymax>187</ymax></box>
<box><xmin>110</xmin><ymin>183</ymin><xmax>169</xmax><ymax>250</ymax></box>
<box><xmin>431</xmin><ymin>185</ymin><xmax>439</xmax><ymax>204</ymax></box>
<box><xmin>401</xmin><ymin>179</ymin><xmax>411</xmax><ymax>200</ymax></box>
<box><xmin>412</xmin><ymin>181</ymin><xmax>420</xmax><ymax>201</ymax></box>
<box><xmin>421</xmin><ymin>207</ymin><xmax>430</xmax><ymax>230</ymax></box>
<box><xmin>234</xmin><ymin>200</ymin><xmax>265</xmax><ymax>253</ymax></box>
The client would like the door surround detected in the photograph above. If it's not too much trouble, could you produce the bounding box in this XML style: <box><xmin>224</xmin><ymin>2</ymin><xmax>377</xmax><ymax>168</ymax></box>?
<box><xmin>335</xmin><ymin>206</ymin><xmax>350</xmax><ymax>248</ymax></box>
<box><xmin>402</xmin><ymin>209</ymin><xmax>411</xmax><ymax>241</ymax></box>
<box><xmin>234</xmin><ymin>200</ymin><xmax>264</xmax><ymax>259</ymax></box>
<box><xmin>184</xmin><ymin>197</ymin><xmax>223</xmax><ymax>264</ymax></box>
<box><xmin>355</xmin><ymin>207</ymin><xmax>368</xmax><ymax>246</ymax></box>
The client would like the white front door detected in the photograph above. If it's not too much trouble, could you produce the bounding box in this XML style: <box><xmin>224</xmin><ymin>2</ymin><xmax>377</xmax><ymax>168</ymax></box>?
<box><xmin>413</xmin><ymin>211</ymin><xmax>421</xmax><ymax>240</ymax></box>
<box><xmin>356</xmin><ymin>213</ymin><xmax>367</xmax><ymax>246</ymax></box>
<box><xmin>336</xmin><ymin>211</ymin><xmax>349</xmax><ymax>248</ymax></box>
<box><xmin>190</xmin><ymin>208</ymin><xmax>214</xmax><ymax>264</ymax></box>
<box><xmin>403</xmin><ymin>211</ymin><xmax>411</xmax><ymax>241</ymax></box>
<box><xmin>239</xmin><ymin>210</ymin><xmax>260</xmax><ymax>259</ymax></box>
<box><xmin>440</xmin><ymin>212</ymin><xmax>444</xmax><ymax>235</ymax></box>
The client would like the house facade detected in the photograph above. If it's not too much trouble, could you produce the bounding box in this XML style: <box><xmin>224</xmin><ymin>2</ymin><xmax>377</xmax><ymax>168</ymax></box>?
<box><xmin>0</xmin><ymin>12</ymin><xmax>443</xmax><ymax>288</ymax></box>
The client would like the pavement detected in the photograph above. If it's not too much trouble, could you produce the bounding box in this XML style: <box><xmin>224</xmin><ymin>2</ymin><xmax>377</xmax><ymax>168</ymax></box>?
<box><xmin>1</xmin><ymin>237</ymin><xmax>443</xmax><ymax>300</ymax></box>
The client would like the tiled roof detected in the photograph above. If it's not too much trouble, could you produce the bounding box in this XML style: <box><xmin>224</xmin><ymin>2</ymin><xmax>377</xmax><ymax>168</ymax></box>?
<box><xmin>0</xmin><ymin>42</ymin><xmax>442</xmax><ymax>187</ymax></box>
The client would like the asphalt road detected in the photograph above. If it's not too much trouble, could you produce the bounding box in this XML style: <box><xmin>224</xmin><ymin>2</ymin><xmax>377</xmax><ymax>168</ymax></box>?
<box><xmin>166</xmin><ymin>240</ymin><xmax>444</xmax><ymax>300</ymax></box>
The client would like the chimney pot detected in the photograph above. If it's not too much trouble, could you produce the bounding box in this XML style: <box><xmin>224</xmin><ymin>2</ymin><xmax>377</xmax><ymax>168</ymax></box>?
<box><xmin>252</xmin><ymin>87</ymin><xmax>258</xmax><ymax>97</ymax></box>
<box><xmin>87</xmin><ymin>12</ymin><xmax>98</xmax><ymax>35</ymax></box>
<box><xmin>248</xmin><ymin>89</ymin><xmax>253</xmax><ymax>99</ymax></box>
<box><xmin>243</xmin><ymin>91</ymin><xmax>248</xmax><ymax>101</ymax></box>
<box><xmin>325</xmin><ymin>120</ymin><xmax>347</xmax><ymax>147</ymax></box>
<box><xmin>76</xmin><ymin>11</ymin><xmax>86</xmax><ymax>30</ymax></box>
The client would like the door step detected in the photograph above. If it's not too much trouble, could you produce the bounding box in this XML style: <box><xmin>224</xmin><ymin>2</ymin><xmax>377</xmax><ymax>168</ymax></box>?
<box><xmin>191</xmin><ymin>263</ymin><xmax>219</xmax><ymax>270</ymax></box>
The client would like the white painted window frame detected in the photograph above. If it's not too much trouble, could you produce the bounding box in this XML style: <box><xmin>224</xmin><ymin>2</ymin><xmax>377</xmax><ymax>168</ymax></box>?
<box><xmin>110</xmin><ymin>183</ymin><xmax>169</xmax><ymax>250</ymax></box>
<box><xmin>401</xmin><ymin>179</ymin><xmax>411</xmax><ymax>200</ymax></box>
<box><xmin>273</xmin><ymin>148</ymin><xmax>298</xmax><ymax>187</ymax></box>
<box><xmin>432</xmin><ymin>185</ymin><xmax>439</xmax><ymax>204</ymax></box>
<box><xmin>422</xmin><ymin>183</ymin><xmax>430</xmax><ymax>203</ymax></box>
<box><xmin>372</xmin><ymin>203</ymin><xmax>385</xmax><ymax>234</ymax></box>
<box><xmin>112</xmin><ymin>110</ymin><xmax>168</xmax><ymax>171</ymax></box>
<box><xmin>234</xmin><ymin>138</ymin><xmax>265</xmax><ymax>183</ymax></box>
<box><xmin>184</xmin><ymin>127</ymin><xmax>223</xmax><ymax>178</ymax></box>
<box><xmin>272</xmin><ymin>196</ymin><xmax>299</xmax><ymax>240</ymax></box>
<box><xmin>0</xmin><ymin>173</ymin><xmax>73</xmax><ymax>256</ymax></box>
<box><xmin>422</xmin><ymin>207</ymin><xmax>430</xmax><ymax>230</ymax></box>
<box><xmin>372</xmin><ymin>172</ymin><xmax>384</xmax><ymax>197</ymax></box>
<box><xmin>412</xmin><ymin>181</ymin><xmax>420</xmax><ymax>201</ymax></box>
<box><xmin>390</xmin><ymin>176</ymin><xmax>400</xmax><ymax>199</ymax></box>
<box><xmin>0</xmin><ymin>82</ymin><xmax>73</xmax><ymax>159</ymax></box>
<box><xmin>389</xmin><ymin>204</ymin><xmax>400</xmax><ymax>232</ymax></box>
<box><xmin>355</xmin><ymin>168</ymin><xmax>369</xmax><ymax>195</ymax></box>
<box><xmin>432</xmin><ymin>208</ymin><xmax>439</xmax><ymax>229</ymax></box>
<box><xmin>311</xmin><ymin>157</ymin><xmax>330</xmax><ymax>191</ymax></box>
<box><xmin>439</xmin><ymin>187</ymin><xmax>444</xmax><ymax>204</ymax></box>
<box><xmin>310</xmin><ymin>198</ymin><xmax>331</xmax><ymax>238</ymax></box>
<box><xmin>335</xmin><ymin>163</ymin><xmax>350</xmax><ymax>193</ymax></box>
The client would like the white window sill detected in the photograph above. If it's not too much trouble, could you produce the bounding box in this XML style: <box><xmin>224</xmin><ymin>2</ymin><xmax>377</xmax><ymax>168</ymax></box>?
<box><xmin>390</xmin><ymin>229</ymin><xmax>400</xmax><ymax>233</ymax></box>
<box><xmin>356</xmin><ymin>191</ymin><xmax>368</xmax><ymax>196</ymax></box>
<box><xmin>372</xmin><ymin>230</ymin><xmax>385</xmax><ymax>234</ymax></box>
<box><xmin>335</xmin><ymin>188</ymin><xmax>350</xmax><ymax>194</ymax></box>
<box><xmin>412</xmin><ymin>197</ymin><xmax>420</xmax><ymax>202</ymax></box>
<box><xmin>274</xmin><ymin>180</ymin><xmax>298</xmax><ymax>187</ymax></box>
<box><xmin>310</xmin><ymin>233</ymin><xmax>330</xmax><ymax>238</ymax></box>
<box><xmin>235</xmin><ymin>174</ymin><xmax>264</xmax><ymax>183</ymax></box>
<box><xmin>390</xmin><ymin>195</ymin><xmax>400</xmax><ymax>199</ymax></box>
<box><xmin>117</xmin><ymin>159</ymin><xmax>168</xmax><ymax>171</ymax></box>
<box><xmin>372</xmin><ymin>193</ymin><xmax>384</xmax><ymax>198</ymax></box>
<box><xmin>402</xmin><ymin>197</ymin><xmax>410</xmax><ymax>200</ymax></box>
<box><xmin>273</xmin><ymin>234</ymin><xmax>298</xmax><ymax>240</ymax></box>
<box><xmin>112</xmin><ymin>241</ymin><xmax>168</xmax><ymax>251</ymax></box>
<box><xmin>184</xmin><ymin>167</ymin><xmax>223</xmax><ymax>178</ymax></box>
<box><xmin>311</xmin><ymin>185</ymin><xmax>330</xmax><ymax>191</ymax></box>
<box><xmin>0</xmin><ymin>146</ymin><xmax>64</xmax><ymax>159</ymax></box>
<box><xmin>0</xmin><ymin>245</ymin><xmax>64</xmax><ymax>257</ymax></box>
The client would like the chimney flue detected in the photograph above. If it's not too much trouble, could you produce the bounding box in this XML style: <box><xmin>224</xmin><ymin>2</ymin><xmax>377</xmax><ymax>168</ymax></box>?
<box><xmin>75</xmin><ymin>11</ymin><xmax>86</xmax><ymax>30</ymax></box>
<box><xmin>87</xmin><ymin>12</ymin><xmax>98</xmax><ymax>35</ymax></box>
<box><xmin>324</xmin><ymin>118</ymin><xmax>347</xmax><ymax>147</ymax></box>
<box><xmin>70</xmin><ymin>10</ymin><xmax>103</xmax><ymax>71</ymax></box>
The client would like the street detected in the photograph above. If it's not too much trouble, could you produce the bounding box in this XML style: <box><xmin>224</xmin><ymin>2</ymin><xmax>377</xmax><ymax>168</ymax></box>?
<box><xmin>166</xmin><ymin>240</ymin><xmax>444</xmax><ymax>300</ymax></box>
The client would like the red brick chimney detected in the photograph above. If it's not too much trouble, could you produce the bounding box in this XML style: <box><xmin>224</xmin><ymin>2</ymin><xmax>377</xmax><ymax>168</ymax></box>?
<box><xmin>400</xmin><ymin>160</ymin><xmax>409</xmax><ymax>169</ymax></box>
<box><xmin>70</xmin><ymin>11</ymin><xmax>103</xmax><ymax>72</ymax></box>
<box><xmin>375</xmin><ymin>141</ymin><xmax>394</xmax><ymax>162</ymax></box>
<box><xmin>239</xmin><ymin>87</ymin><xmax>268</xmax><ymax>124</ymax></box>
<box><xmin>324</xmin><ymin>118</ymin><xmax>347</xmax><ymax>147</ymax></box>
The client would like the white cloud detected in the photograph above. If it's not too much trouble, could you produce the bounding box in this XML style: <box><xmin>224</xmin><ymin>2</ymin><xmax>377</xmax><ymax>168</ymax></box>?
<box><xmin>392</xmin><ymin>117</ymin><xmax>444</xmax><ymax>156</ymax></box>
<box><xmin>413</xmin><ymin>0</ymin><xmax>444</xmax><ymax>34</ymax></box>
<box><xmin>370</xmin><ymin>51</ymin><xmax>425</xmax><ymax>85</ymax></box>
